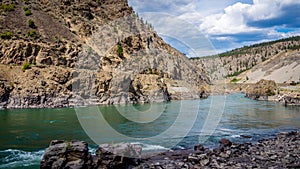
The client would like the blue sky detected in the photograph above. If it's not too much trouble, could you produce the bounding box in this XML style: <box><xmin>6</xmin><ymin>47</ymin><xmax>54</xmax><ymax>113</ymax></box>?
<box><xmin>128</xmin><ymin>0</ymin><xmax>300</xmax><ymax>57</ymax></box>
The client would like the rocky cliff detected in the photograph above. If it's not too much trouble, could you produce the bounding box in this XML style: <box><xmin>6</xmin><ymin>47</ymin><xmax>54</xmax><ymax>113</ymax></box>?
<box><xmin>0</xmin><ymin>0</ymin><xmax>209</xmax><ymax>108</ymax></box>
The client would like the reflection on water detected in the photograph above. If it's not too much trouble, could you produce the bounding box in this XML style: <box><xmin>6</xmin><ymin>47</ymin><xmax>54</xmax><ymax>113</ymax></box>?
<box><xmin>223</xmin><ymin>95</ymin><xmax>300</xmax><ymax>129</ymax></box>
<box><xmin>99</xmin><ymin>102</ymin><xmax>178</xmax><ymax>138</ymax></box>
<box><xmin>0</xmin><ymin>108</ymin><xmax>91</xmax><ymax>151</ymax></box>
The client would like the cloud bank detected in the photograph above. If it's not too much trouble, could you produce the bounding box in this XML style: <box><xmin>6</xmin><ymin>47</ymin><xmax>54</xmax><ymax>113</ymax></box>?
<box><xmin>128</xmin><ymin>0</ymin><xmax>300</xmax><ymax>56</ymax></box>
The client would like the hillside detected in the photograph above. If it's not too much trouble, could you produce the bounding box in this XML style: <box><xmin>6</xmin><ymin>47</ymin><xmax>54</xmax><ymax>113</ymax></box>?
<box><xmin>191</xmin><ymin>36</ymin><xmax>300</xmax><ymax>83</ymax></box>
<box><xmin>0</xmin><ymin>0</ymin><xmax>209</xmax><ymax>109</ymax></box>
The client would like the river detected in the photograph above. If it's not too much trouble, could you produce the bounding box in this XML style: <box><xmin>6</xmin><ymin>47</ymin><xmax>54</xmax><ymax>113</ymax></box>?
<box><xmin>0</xmin><ymin>93</ymin><xmax>299</xmax><ymax>168</ymax></box>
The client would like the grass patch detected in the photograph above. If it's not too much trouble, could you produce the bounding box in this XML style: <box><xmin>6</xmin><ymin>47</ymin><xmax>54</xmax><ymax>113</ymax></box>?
<box><xmin>23</xmin><ymin>6</ymin><xmax>32</xmax><ymax>16</ymax></box>
<box><xmin>1</xmin><ymin>3</ymin><xmax>15</xmax><ymax>12</ymax></box>
<box><xmin>21</xmin><ymin>62</ymin><xmax>31</xmax><ymax>72</ymax></box>
<box><xmin>26</xmin><ymin>30</ymin><xmax>38</xmax><ymax>38</ymax></box>
<box><xmin>231</xmin><ymin>78</ymin><xmax>241</xmax><ymax>83</ymax></box>
<box><xmin>28</xmin><ymin>19</ymin><xmax>36</xmax><ymax>28</ymax></box>
<box><xmin>0</xmin><ymin>31</ymin><xmax>12</xmax><ymax>39</ymax></box>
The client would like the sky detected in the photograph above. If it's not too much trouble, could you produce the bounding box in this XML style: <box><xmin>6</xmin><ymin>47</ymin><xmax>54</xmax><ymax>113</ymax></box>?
<box><xmin>127</xmin><ymin>0</ymin><xmax>300</xmax><ymax>57</ymax></box>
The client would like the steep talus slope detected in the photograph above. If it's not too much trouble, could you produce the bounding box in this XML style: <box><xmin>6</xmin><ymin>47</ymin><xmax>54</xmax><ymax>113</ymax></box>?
<box><xmin>0</xmin><ymin>0</ymin><xmax>208</xmax><ymax>108</ymax></box>
<box><xmin>246</xmin><ymin>50</ymin><xmax>300</xmax><ymax>83</ymax></box>
<box><xmin>191</xmin><ymin>36</ymin><xmax>300</xmax><ymax>83</ymax></box>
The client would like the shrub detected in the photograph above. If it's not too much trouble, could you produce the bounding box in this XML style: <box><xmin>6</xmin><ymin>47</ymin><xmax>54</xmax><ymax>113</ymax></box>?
<box><xmin>231</xmin><ymin>78</ymin><xmax>241</xmax><ymax>83</ymax></box>
<box><xmin>23</xmin><ymin>6</ymin><xmax>32</xmax><ymax>16</ymax></box>
<box><xmin>1</xmin><ymin>3</ymin><xmax>15</xmax><ymax>12</ymax></box>
<box><xmin>23</xmin><ymin>6</ymin><xmax>29</xmax><ymax>11</ymax></box>
<box><xmin>28</xmin><ymin>19</ymin><xmax>36</xmax><ymax>28</ymax></box>
<box><xmin>21</xmin><ymin>62</ymin><xmax>31</xmax><ymax>72</ymax></box>
<box><xmin>26</xmin><ymin>30</ymin><xmax>38</xmax><ymax>38</ymax></box>
<box><xmin>0</xmin><ymin>31</ymin><xmax>12</xmax><ymax>39</ymax></box>
<box><xmin>116</xmin><ymin>42</ymin><xmax>123</xmax><ymax>57</ymax></box>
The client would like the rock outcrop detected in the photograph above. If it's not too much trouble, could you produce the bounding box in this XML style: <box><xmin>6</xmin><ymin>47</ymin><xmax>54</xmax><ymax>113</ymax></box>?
<box><xmin>245</xmin><ymin>79</ymin><xmax>278</xmax><ymax>100</ymax></box>
<box><xmin>0</xmin><ymin>0</ymin><xmax>209</xmax><ymax>108</ymax></box>
<box><xmin>41</xmin><ymin>141</ymin><xmax>142</xmax><ymax>169</ymax></box>
<box><xmin>41</xmin><ymin>131</ymin><xmax>300</xmax><ymax>168</ymax></box>
<box><xmin>40</xmin><ymin>140</ymin><xmax>90</xmax><ymax>169</ymax></box>
<box><xmin>279</xmin><ymin>95</ymin><xmax>300</xmax><ymax>106</ymax></box>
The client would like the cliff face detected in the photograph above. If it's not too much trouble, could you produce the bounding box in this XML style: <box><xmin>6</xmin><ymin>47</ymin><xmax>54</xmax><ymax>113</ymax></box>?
<box><xmin>0</xmin><ymin>0</ymin><xmax>208</xmax><ymax>108</ymax></box>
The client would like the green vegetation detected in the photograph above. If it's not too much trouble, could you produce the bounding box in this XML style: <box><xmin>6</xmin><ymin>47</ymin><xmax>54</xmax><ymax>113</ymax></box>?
<box><xmin>226</xmin><ymin>68</ymin><xmax>250</xmax><ymax>78</ymax></box>
<box><xmin>288</xmin><ymin>45</ymin><xmax>300</xmax><ymax>50</ymax></box>
<box><xmin>0</xmin><ymin>31</ymin><xmax>12</xmax><ymax>39</ymax></box>
<box><xmin>28</xmin><ymin>19</ymin><xmax>36</xmax><ymax>28</ymax></box>
<box><xmin>0</xmin><ymin>3</ymin><xmax>15</xmax><ymax>12</ymax></box>
<box><xmin>21</xmin><ymin>62</ymin><xmax>31</xmax><ymax>72</ymax></box>
<box><xmin>23</xmin><ymin>6</ymin><xmax>32</xmax><ymax>16</ymax></box>
<box><xmin>66</xmin><ymin>141</ymin><xmax>71</xmax><ymax>149</ymax></box>
<box><xmin>26</xmin><ymin>30</ymin><xmax>38</xmax><ymax>38</ymax></box>
<box><xmin>117</xmin><ymin>42</ymin><xmax>123</xmax><ymax>57</ymax></box>
<box><xmin>231</xmin><ymin>78</ymin><xmax>241</xmax><ymax>83</ymax></box>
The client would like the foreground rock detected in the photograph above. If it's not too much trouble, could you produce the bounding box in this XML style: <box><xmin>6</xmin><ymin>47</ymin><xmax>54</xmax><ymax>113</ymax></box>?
<box><xmin>41</xmin><ymin>141</ymin><xmax>142</xmax><ymax>169</ymax></box>
<box><xmin>41</xmin><ymin>131</ymin><xmax>300</xmax><ymax>169</ymax></box>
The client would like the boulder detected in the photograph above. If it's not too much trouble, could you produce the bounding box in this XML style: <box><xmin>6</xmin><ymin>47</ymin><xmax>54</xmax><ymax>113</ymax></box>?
<box><xmin>246</xmin><ymin>79</ymin><xmax>278</xmax><ymax>100</ymax></box>
<box><xmin>40</xmin><ymin>140</ymin><xmax>90</xmax><ymax>169</ymax></box>
<box><xmin>219</xmin><ymin>138</ymin><xmax>232</xmax><ymax>147</ymax></box>
<box><xmin>95</xmin><ymin>143</ymin><xmax>142</xmax><ymax>169</ymax></box>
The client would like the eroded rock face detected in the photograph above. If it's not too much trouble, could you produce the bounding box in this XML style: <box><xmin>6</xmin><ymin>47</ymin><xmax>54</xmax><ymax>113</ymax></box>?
<box><xmin>246</xmin><ymin>79</ymin><xmax>278</xmax><ymax>100</ymax></box>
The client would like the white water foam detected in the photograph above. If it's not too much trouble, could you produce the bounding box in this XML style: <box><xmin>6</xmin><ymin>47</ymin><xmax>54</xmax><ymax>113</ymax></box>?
<box><xmin>0</xmin><ymin>149</ymin><xmax>44</xmax><ymax>168</ymax></box>
<box><xmin>131</xmin><ymin>142</ymin><xmax>169</xmax><ymax>151</ymax></box>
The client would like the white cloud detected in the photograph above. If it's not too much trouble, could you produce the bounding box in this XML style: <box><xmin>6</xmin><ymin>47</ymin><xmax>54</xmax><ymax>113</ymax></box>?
<box><xmin>199</xmin><ymin>0</ymin><xmax>300</xmax><ymax>35</ymax></box>
<box><xmin>128</xmin><ymin>0</ymin><xmax>300</xmax><ymax>55</ymax></box>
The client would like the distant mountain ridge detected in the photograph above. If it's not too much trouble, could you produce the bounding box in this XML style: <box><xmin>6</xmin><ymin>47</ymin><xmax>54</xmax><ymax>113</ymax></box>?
<box><xmin>191</xmin><ymin>36</ymin><xmax>300</xmax><ymax>83</ymax></box>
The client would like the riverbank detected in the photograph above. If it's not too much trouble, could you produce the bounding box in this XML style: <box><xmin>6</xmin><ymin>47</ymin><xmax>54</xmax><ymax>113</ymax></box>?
<box><xmin>41</xmin><ymin>131</ymin><xmax>300</xmax><ymax>168</ymax></box>
<box><xmin>209</xmin><ymin>80</ymin><xmax>300</xmax><ymax>106</ymax></box>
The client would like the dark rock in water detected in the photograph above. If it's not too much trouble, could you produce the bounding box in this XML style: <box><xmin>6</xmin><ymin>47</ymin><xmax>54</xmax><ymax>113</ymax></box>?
<box><xmin>40</xmin><ymin>140</ymin><xmax>89</xmax><ymax>169</ymax></box>
<box><xmin>219</xmin><ymin>138</ymin><xmax>232</xmax><ymax>147</ymax></box>
<box><xmin>240</xmin><ymin>135</ymin><xmax>252</xmax><ymax>138</ymax></box>
<box><xmin>194</xmin><ymin>144</ymin><xmax>205</xmax><ymax>151</ymax></box>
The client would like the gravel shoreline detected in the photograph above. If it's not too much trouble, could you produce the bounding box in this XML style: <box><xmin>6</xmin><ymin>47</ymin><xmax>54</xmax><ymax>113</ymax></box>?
<box><xmin>41</xmin><ymin>131</ymin><xmax>300</xmax><ymax>169</ymax></box>
<box><xmin>139</xmin><ymin>131</ymin><xmax>300</xmax><ymax>168</ymax></box>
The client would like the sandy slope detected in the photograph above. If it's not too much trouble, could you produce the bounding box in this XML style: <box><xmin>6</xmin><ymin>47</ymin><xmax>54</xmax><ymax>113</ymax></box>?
<box><xmin>241</xmin><ymin>50</ymin><xmax>300</xmax><ymax>83</ymax></box>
